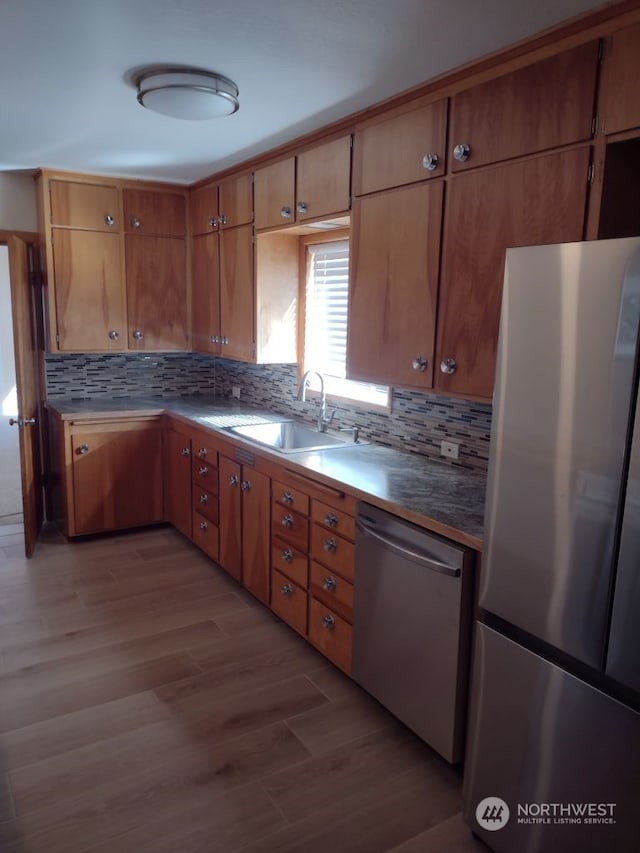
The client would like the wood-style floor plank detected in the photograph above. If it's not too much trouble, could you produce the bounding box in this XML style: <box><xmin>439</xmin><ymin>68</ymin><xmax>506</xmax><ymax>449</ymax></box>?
<box><xmin>0</xmin><ymin>526</ymin><xmax>480</xmax><ymax>853</ymax></box>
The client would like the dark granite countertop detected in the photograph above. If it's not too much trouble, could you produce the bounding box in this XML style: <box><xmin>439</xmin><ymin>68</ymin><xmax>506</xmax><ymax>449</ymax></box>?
<box><xmin>46</xmin><ymin>395</ymin><xmax>487</xmax><ymax>549</ymax></box>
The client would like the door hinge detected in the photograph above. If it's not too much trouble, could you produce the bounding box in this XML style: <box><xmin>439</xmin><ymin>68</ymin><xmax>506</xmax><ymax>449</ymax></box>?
<box><xmin>591</xmin><ymin>115</ymin><xmax>598</xmax><ymax>137</ymax></box>
<box><xmin>598</xmin><ymin>39</ymin><xmax>605</xmax><ymax>63</ymax></box>
<box><xmin>55</xmin><ymin>333</ymin><xmax>60</xmax><ymax>343</ymax></box>
<box><xmin>588</xmin><ymin>162</ymin><xmax>595</xmax><ymax>184</ymax></box>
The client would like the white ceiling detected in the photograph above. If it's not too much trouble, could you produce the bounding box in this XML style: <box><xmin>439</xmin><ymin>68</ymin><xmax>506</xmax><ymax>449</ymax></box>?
<box><xmin>0</xmin><ymin>0</ymin><xmax>606</xmax><ymax>185</ymax></box>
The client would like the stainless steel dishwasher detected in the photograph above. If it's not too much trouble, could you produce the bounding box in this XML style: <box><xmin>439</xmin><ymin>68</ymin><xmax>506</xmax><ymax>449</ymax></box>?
<box><xmin>352</xmin><ymin>502</ymin><xmax>475</xmax><ymax>763</ymax></box>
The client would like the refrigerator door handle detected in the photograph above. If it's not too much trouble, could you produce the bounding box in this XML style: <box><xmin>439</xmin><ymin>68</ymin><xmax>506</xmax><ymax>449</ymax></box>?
<box><xmin>355</xmin><ymin>520</ymin><xmax>461</xmax><ymax>577</ymax></box>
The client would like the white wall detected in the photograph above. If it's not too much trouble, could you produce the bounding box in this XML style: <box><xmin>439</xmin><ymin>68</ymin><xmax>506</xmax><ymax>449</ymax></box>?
<box><xmin>0</xmin><ymin>172</ymin><xmax>38</xmax><ymax>232</ymax></box>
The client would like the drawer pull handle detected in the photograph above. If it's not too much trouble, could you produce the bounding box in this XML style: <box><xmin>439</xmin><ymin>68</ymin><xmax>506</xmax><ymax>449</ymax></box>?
<box><xmin>324</xmin><ymin>513</ymin><xmax>338</xmax><ymax>528</ymax></box>
<box><xmin>229</xmin><ymin>475</ymin><xmax>239</xmax><ymax>486</ymax></box>
<box><xmin>108</xmin><ymin>329</ymin><xmax>119</xmax><ymax>341</ymax></box>
<box><xmin>199</xmin><ymin>494</ymin><xmax>208</xmax><ymax>504</ymax></box>
<box><xmin>282</xmin><ymin>491</ymin><xmax>294</xmax><ymax>505</ymax></box>
<box><xmin>323</xmin><ymin>537</ymin><xmax>337</xmax><ymax>553</ymax></box>
<box><xmin>199</xmin><ymin>466</ymin><xmax>208</xmax><ymax>476</ymax></box>
<box><xmin>199</xmin><ymin>520</ymin><xmax>208</xmax><ymax>531</ymax></box>
<box><xmin>281</xmin><ymin>583</ymin><xmax>293</xmax><ymax>596</ymax></box>
<box><xmin>77</xmin><ymin>443</ymin><xmax>89</xmax><ymax>455</ymax></box>
<box><xmin>132</xmin><ymin>329</ymin><xmax>144</xmax><ymax>341</ymax></box>
<box><xmin>180</xmin><ymin>447</ymin><xmax>190</xmax><ymax>456</ymax></box>
<box><xmin>282</xmin><ymin>548</ymin><xmax>294</xmax><ymax>563</ymax></box>
<box><xmin>321</xmin><ymin>614</ymin><xmax>335</xmax><ymax>629</ymax></box>
<box><xmin>241</xmin><ymin>480</ymin><xmax>251</xmax><ymax>491</ymax></box>
<box><xmin>104</xmin><ymin>214</ymin><xmax>115</xmax><ymax>226</ymax></box>
<box><xmin>322</xmin><ymin>576</ymin><xmax>337</xmax><ymax>592</ymax></box>
<box><xmin>198</xmin><ymin>448</ymin><xmax>207</xmax><ymax>458</ymax></box>
<box><xmin>281</xmin><ymin>514</ymin><xmax>294</xmax><ymax>528</ymax></box>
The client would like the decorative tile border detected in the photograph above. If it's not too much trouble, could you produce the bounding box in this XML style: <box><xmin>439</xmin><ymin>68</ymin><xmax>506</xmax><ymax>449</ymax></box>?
<box><xmin>45</xmin><ymin>353</ymin><xmax>492</xmax><ymax>472</ymax></box>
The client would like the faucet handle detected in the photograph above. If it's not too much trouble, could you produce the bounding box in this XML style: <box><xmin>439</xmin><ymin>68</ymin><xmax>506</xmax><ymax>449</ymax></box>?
<box><xmin>339</xmin><ymin>424</ymin><xmax>361</xmax><ymax>443</ymax></box>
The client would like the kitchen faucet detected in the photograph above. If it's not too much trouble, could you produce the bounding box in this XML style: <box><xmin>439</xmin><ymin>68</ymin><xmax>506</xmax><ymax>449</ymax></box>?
<box><xmin>296</xmin><ymin>370</ymin><xmax>335</xmax><ymax>432</ymax></box>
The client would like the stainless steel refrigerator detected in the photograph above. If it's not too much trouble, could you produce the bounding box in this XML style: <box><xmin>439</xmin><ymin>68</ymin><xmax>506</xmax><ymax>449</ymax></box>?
<box><xmin>463</xmin><ymin>238</ymin><xmax>640</xmax><ymax>853</ymax></box>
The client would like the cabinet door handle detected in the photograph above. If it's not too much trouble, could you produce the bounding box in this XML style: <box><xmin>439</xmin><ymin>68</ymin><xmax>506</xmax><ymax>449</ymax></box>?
<box><xmin>281</xmin><ymin>583</ymin><xmax>293</xmax><ymax>596</ymax></box>
<box><xmin>440</xmin><ymin>358</ymin><xmax>457</xmax><ymax>375</ymax></box>
<box><xmin>282</xmin><ymin>548</ymin><xmax>294</xmax><ymax>563</ymax></box>
<box><xmin>199</xmin><ymin>493</ymin><xmax>208</xmax><ymax>504</ymax></box>
<box><xmin>412</xmin><ymin>355</ymin><xmax>427</xmax><ymax>372</ymax></box>
<box><xmin>130</xmin><ymin>216</ymin><xmax>141</xmax><ymax>228</ymax></box>
<box><xmin>221</xmin><ymin>336</ymin><xmax>229</xmax><ymax>345</ymax></box>
<box><xmin>322</xmin><ymin>576</ymin><xmax>337</xmax><ymax>592</ymax></box>
<box><xmin>229</xmin><ymin>475</ymin><xmax>239</xmax><ymax>486</ymax></box>
<box><xmin>321</xmin><ymin>614</ymin><xmax>335</xmax><ymax>629</ymax></box>
<box><xmin>453</xmin><ymin>143</ymin><xmax>471</xmax><ymax>162</ymax></box>
<box><xmin>296</xmin><ymin>201</ymin><xmax>308</xmax><ymax>215</ymax></box>
<box><xmin>104</xmin><ymin>214</ymin><xmax>115</xmax><ymax>226</ymax></box>
<box><xmin>108</xmin><ymin>330</ymin><xmax>119</xmax><ymax>341</ymax></box>
<box><xmin>281</xmin><ymin>513</ymin><xmax>294</xmax><ymax>528</ymax></box>
<box><xmin>218</xmin><ymin>213</ymin><xmax>228</xmax><ymax>225</ymax></box>
<box><xmin>199</xmin><ymin>520</ymin><xmax>208</xmax><ymax>531</ymax></box>
<box><xmin>210</xmin><ymin>335</ymin><xmax>220</xmax><ymax>344</ymax></box>
<box><xmin>132</xmin><ymin>330</ymin><xmax>144</xmax><ymax>341</ymax></box>
<box><xmin>324</xmin><ymin>513</ymin><xmax>338</xmax><ymax>528</ymax></box>
<box><xmin>180</xmin><ymin>447</ymin><xmax>190</xmax><ymax>456</ymax></box>
<box><xmin>208</xmin><ymin>217</ymin><xmax>218</xmax><ymax>228</ymax></box>
<box><xmin>422</xmin><ymin>153</ymin><xmax>439</xmax><ymax>171</ymax></box>
<box><xmin>199</xmin><ymin>466</ymin><xmax>208</xmax><ymax>476</ymax></box>
<box><xmin>282</xmin><ymin>491</ymin><xmax>294</xmax><ymax>505</ymax></box>
<box><xmin>280</xmin><ymin>206</ymin><xmax>292</xmax><ymax>219</ymax></box>
<box><xmin>198</xmin><ymin>448</ymin><xmax>207</xmax><ymax>458</ymax></box>
<box><xmin>323</xmin><ymin>538</ymin><xmax>337</xmax><ymax>553</ymax></box>
<box><xmin>241</xmin><ymin>480</ymin><xmax>251</xmax><ymax>491</ymax></box>
<box><xmin>76</xmin><ymin>443</ymin><xmax>89</xmax><ymax>454</ymax></box>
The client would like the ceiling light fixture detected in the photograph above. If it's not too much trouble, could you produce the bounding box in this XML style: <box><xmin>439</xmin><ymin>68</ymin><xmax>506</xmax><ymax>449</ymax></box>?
<box><xmin>135</xmin><ymin>67</ymin><xmax>239</xmax><ymax>120</ymax></box>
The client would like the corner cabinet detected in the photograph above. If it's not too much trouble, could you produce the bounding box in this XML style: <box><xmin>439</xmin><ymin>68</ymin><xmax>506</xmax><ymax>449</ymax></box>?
<box><xmin>38</xmin><ymin>172</ymin><xmax>188</xmax><ymax>353</ymax></box>
<box><xmin>347</xmin><ymin>181</ymin><xmax>443</xmax><ymax>389</ymax></box>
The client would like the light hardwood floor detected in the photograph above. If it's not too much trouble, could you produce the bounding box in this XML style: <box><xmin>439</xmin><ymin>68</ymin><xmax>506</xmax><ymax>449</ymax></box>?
<box><xmin>0</xmin><ymin>524</ymin><xmax>488</xmax><ymax>853</ymax></box>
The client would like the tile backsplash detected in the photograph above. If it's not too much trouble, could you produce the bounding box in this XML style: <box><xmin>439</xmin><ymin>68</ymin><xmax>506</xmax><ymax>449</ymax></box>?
<box><xmin>45</xmin><ymin>353</ymin><xmax>492</xmax><ymax>472</ymax></box>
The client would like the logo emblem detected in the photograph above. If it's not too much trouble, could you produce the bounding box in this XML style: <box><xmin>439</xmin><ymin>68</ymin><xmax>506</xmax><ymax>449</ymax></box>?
<box><xmin>476</xmin><ymin>797</ymin><xmax>510</xmax><ymax>831</ymax></box>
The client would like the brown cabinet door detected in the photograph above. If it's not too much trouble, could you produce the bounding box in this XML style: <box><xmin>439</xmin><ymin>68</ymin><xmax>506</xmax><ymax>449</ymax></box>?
<box><xmin>296</xmin><ymin>136</ymin><xmax>351</xmax><ymax>221</ymax></box>
<box><xmin>50</xmin><ymin>181</ymin><xmax>120</xmax><ymax>231</ymax></box>
<box><xmin>192</xmin><ymin>232</ymin><xmax>221</xmax><ymax>354</ymax></box>
<box><xmin>218</xmin><ymin>456</ymin><xmax>242</xmax><ymax>582</ymax></box>
<box><xmin>190</xmin><ymin>183</ymin><xmax>219</xmax><ymax>236</ymax></box>
<box><xmin>354</xmin><ymin>100</ymin><xmax>447</xmax><ymax>195</ymax></box>
<box><xmin>126</xmin><ymin>235</ymin><xmax>189</xmax><ymax>350</ymax></box>
<box><xmin>254</xmin><ymin>158</ymin><xmax>295</xmax><ymax>229</ymax></box>
<box><xmin>71</xmin><ymin>424</ymin><xmax>163</xmax><ymax>535</ymax></box>
<box><xmin>347</xmin><ymin>181</ymin><xmax>443</xmax><ymax>389</ymax></box>
<box><xmin>436</xmin><ymin>147</ymin><xmax>591</xmax><ymax>399</ymax></box>
<box><xmin>220</xmin><ymin>224</ymin><xmax>255</xmax><ymax>361</ymax></box>
<box><xmin>219</xmin><ymin>173</ymin><xmax>253</xmax><ymax>228</ymax></box>
<box><xmin>450</xmin><ymin>42</ymin><xmax>598</xmax><ymax>171</ymax></box>
<box><xmin>600</xmin><ymin>24</ymin><xmax>640</xmax><ymax>136</ymax></box>
<box><xmin>242</xmin><ymin>468</ymin><xmax>271</xmax><ymax>605</ymax></box>
<box><xmin>123</xmin><ymin>189</ymin><xmax>186</xmax><ymax>236</ymax></box>
<box><xmin>164</xmin><ymin>430</ymin><xmax>192</xmax><ymax>539</ymax></box>
<box><xmin>51</xmin><ymin>229</ymin><xmax>126</xmax><ymax>351</ymax></box>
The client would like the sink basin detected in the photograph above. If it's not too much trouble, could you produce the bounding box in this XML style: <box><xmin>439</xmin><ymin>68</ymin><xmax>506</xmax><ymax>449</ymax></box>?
<box><xmin>226</xmin><ymin>421</ymin><xmax>353</xmax><ymax>453</ymax></box>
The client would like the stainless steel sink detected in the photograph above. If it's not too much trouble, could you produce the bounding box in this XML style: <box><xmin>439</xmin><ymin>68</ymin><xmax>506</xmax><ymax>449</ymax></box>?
<box><xmin>226</xmin><ymin>420</ymin><xmax>353</xmax><ymax>453</ymax></box>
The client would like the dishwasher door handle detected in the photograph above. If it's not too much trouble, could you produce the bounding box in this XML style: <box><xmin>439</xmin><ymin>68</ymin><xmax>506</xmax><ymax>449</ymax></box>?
<box><xmin>356</xmin><ymin>520</ymin><xmax>461</xmax><ymax>577</ymax></box>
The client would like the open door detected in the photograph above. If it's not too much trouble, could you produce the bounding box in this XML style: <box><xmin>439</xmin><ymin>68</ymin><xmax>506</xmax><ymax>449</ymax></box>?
<box><xmin>8</xmin><ymin>236</ymin><xmax>43</xmax><ymax>556</ymax></box>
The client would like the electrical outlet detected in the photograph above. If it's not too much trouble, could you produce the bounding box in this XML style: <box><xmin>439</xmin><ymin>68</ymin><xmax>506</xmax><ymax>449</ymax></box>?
<box><xmin>231</xmin><ymin>386</ymin><xmax>241</xmax><ymax>399</ymax></box>
<box><xmin>440</xmin><ymin>440</ymin><xmax>460</xmax><ymax>460</ymax></box>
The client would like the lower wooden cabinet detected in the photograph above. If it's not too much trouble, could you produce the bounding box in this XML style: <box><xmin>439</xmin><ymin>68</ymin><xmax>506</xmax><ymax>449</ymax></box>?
<box><xmin>63</xmin><ymin>417</ymin><xmax>163</xmax><ymax>536</ymax></box>
<box><xmin>163</xmin><ymin>427</ymin><xmax>192</xmax><ymax>538</ymax></box>
<box><xmin>308</xmin><ymin>598</ymin><xmax>353</xmax><ymax>676</ymax></box>
<box><xmin>271</xmin><ymin>569</ymin><xmax>308</xmax><ymax>635</ymax></box>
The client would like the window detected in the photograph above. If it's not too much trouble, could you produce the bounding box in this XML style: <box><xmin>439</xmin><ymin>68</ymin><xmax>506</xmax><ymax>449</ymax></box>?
<box><xmin>303</xmin><ymin>236</ymin><xmax>390</xmax><ymax>408</ymax></box>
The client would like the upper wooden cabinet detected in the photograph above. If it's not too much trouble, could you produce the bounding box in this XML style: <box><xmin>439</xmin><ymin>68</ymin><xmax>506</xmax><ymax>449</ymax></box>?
<box><xmin>125</xmin><ymin>234</ymin><xmax>189</xmax><ymax>350</ymax></box>
<box><xmin>347</xmin><ymin>181</ymin><xmax>443</xmax><ymax>389</ymax></box>
<box><xmin>600</xmin><ymin>24</ymin><xmax>640</xmax><ymax>136</ymax></box>
<box><xmin>190</xmin><ymin>182</ymin><xmax>219</xmax><ymax>236</ymax></box>
<box><xmin>219</xmin><ymin>173</ymin><xmax>253</xmax><ymax>228</ymax></box>
<box><xmin>436</xmin><ymin>146</ymin><xmax>591</xmax><ymax>399</ymax></box>
<box><xmin>191</xmin><ymin>232</ymin><xmax>221</xmax><ymax>354</ymax></box>
<box><xmin>254</xmin><ymin>136</ymin><xmax>351</xmax><ymax>229</ymax></box>
<box><xmin>449</xmin><ymin>42</ymin><xmax>599</xmax><ymax>171</ymax></box>
<box><xmin>353</xmin><ymin>100</ymin><xmax>447</xmax><ymax>195</ymax></box>
<box><xmin>49</xmin><ymin>181</ymin><xmax>120</xmax><ymax>231</ymax></box>
<box><xmin>123</xmin><ymin>188</ymin><xmax>186</xmax><ymax>236</ymax></box>
<box><xmin>219</xmin><ymin>224</ymin><xmax>255</xmax><ymax>362</ymax></box>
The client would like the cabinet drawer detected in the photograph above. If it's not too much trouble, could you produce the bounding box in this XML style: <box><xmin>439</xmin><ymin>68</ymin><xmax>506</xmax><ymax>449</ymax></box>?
<box><xmin>193</xmin><ymin>444</ymin><xmax>218</xmax><ymax>466</ymax></box>
<box><xmin>272</xmin><ymin>479</ymin><xmax>310</xmax><ymax>516</ymax></box>
<box><xmin>308</xmin><ymin>598</ymin><xmax>352</xmax><ymax>674</ymax></box>
<box><xmin>272</xmin><ymin>503</ymin><xmax>309</xmax><ymax>552</ymax></box>
<box><xmin>271</xmin><ymin>569</ymin><xmax>308</xmax><ymax>635</ymax></box>
<box><xmin>192</xmin><ymin>484</ymin><xmax>219</xmax><ymax>525</ymax></box>
<box><xmin>310</xmin><ymin>525</ymin><xmax>354</xmax><ymax>581</ymax></box>
<box><xmin>272</xmin><ymin>535</ymin><xmax>309</xmax><ymax>588</ymax></box>
<box><xmin>193</xmin><ymin>512</ymin><xmax>219</xmax><ymax>562</ymax></box>
<box><xmin>193</xmin><ymin>459</ymin><xmax>218</xmax><ymax>491</ymax></box>
<box><xmin>50</xmin><ymin>181</ymin><xmax>120</xmax><ymax>231</ymax></box>
<box><xmin>310</xmin><ymin>560</ymin><xmax>353</xmax><ymax>622</ymax></box>
<box><xmin>311</xmin><ymin>499</ymin><xmax>355</xmax><ymax>541</ymax></box>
